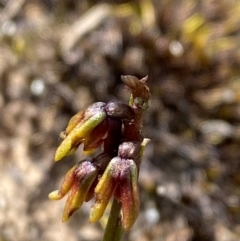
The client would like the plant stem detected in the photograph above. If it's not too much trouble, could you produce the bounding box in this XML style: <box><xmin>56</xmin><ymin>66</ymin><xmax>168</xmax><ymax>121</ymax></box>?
<box><xmin>102</xmin><ymin>198</ymin><xmax>124</xmax><ymax>241</ymax></box>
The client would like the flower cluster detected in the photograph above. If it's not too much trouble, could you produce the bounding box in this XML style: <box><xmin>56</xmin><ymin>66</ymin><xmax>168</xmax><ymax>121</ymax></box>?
<box><xmin>49</xmin><ymin>75</ymin><xmax>150</xmax><ymax>231</ymax></box>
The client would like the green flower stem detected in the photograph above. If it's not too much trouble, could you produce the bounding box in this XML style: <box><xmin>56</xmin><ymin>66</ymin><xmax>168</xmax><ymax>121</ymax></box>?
<box><xmin>102</xmin><ymin>198</ymin><xmax>124</xmax><ymax>241</ymax></box>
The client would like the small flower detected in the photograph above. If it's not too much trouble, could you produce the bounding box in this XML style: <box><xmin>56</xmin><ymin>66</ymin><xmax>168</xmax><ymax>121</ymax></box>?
<box><xmin>89</xmin><ymin>153</ymin><xmax>140</xmax><ymax>230</ymax></box>
<box><xmin>48</xmin><ymin>160</ymin><xmax>98</xmax><ymax>221</ymax></box>
<box><xmin>55</xmin><ymin>102</ymin><xmax>107</xmax><ymax>161</ymax></box>
<box><xmin>55</xmin><ymin>101</ymin><xmax>134</xmax><ymax>161</ymax></box>
<box><xmin>118</xmin><ymin>158</ymin><xmax>139</xmax><ymax>230</ymax></box>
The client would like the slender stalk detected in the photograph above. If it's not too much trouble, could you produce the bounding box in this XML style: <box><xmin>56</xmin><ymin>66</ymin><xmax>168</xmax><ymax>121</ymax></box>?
<box><xmin>102</xmin><ymin>198</ymin><xmax>124</xmax><ymax>241</ymax></box>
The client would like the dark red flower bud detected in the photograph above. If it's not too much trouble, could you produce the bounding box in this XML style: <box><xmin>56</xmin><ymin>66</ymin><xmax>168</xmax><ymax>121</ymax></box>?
<box><xmin>118</xmin><ymin>141</ymin><xmax>140</xmax><ymax>159</ymax></box>
<box><xmin>121</xmin><ymin>75</ymin><xmax>150</xmax><ymax>111</ymax></box>
<box><xmin>105</xmin><ymin>101</ymin><xmax>134</xmax><ymax>121</ymax></box>
<box><xmin>121</xmin><ymin>75</ymin><xmax>150</xmax><ymax>101</ymax></box>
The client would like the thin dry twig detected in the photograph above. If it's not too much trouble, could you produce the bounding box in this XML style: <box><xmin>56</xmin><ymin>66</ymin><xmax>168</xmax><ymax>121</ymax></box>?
<box><xmin>0</xmin><ymin>0</ymin><xmax>26</xmax><ymax>25</ymax></box>
<box><xmin>60</xmin><ymin>4</ymin><xmax>112</xmax><ymax>54</ymax></box>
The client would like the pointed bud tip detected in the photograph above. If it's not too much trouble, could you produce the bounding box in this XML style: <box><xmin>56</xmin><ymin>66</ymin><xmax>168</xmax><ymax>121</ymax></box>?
<box><xmin>54</xmin><ymin>137</ymin><xmax>74</xmax><ymax>161</ymax></box>
<box><xmin>48</xmin><ymin>190</ymin><xmax>63</xmax><ymax>200</ymax></box>
<box><xmin>123</xmin><ymin>222</ymin><xmax>134</xmax><ymax>231</ymax></box>
<box><xmin>89</xmin><ymin>205</ymin><xmax>103</xmax><ymax>223</ymax></box>
<box><xmin>54</xmin><ymin>155</ymin><xmax>62</xmax><ymax>162</ymax></box>
<box><xmin>62</xmin><ymin>216</ymin><xmax>69</xmax><ymax>222</ymax></box>
<box><xmin>140</xmin><ymin>75</ymin><xmax>148</xmax><ymax>83</ymax></box>
<box><xmin>62</xmin><ymin>208</ymin><xmax>78</xmax><ymax>222</ymax></box>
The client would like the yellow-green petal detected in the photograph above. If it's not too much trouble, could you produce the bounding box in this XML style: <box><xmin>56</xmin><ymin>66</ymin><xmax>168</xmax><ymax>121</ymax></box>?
<box><xmin>89</xmin><ymin>158</ymin><xmax>119</xmax><ymax>223</ymax></box>
<box><xmin>55</xmin><ymin>110</ymin><xmax>106</xmax><ymax>161</ymax></box>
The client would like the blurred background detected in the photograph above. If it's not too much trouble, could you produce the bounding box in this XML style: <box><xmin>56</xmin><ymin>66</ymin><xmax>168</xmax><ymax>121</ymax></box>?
<box><xmin>0</xmin><ymin>0</ymin><xmax>240</xmax><ymax>240</ymax></box>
